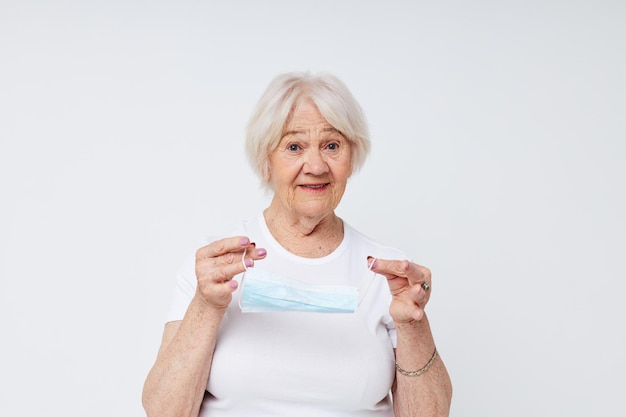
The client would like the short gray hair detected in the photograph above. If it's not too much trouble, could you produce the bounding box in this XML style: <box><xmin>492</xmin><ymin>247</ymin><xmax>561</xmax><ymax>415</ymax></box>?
<box><xmin>245</xmin><ymin>71</ymin><xmax>371</xmax><ymax>190</ymax></box>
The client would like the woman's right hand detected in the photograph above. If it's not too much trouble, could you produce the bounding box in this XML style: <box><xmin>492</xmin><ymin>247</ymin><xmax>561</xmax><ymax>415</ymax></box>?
<box><xmin>194</xmin><ymin>236</ymin><xmax>266</xmax><ymax>311</ymax></box>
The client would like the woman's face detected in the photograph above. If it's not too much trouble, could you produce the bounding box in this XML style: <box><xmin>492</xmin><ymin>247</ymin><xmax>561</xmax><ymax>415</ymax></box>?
<box><xmin>267</xmin><ymin>99</ymin><xmax>352</xmax><ymax>222</ymax></box>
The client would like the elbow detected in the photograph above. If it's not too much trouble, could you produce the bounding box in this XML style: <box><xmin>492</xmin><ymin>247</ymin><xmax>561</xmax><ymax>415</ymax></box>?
<box><xmin>141</xmin><ymin>386</ymin><xmax>160</xmax><ymax>417</ymax></box>
<box><xmin>443</xmin><ymin>380</ymin><xmax>453</xmax><ymax>416</ymax></box>
<box><xmin>438</xmin><ymin>372</ymin><xmax>454</xmax><ymax>417</ymax></box>
<box><xmin>438</xmin><ymin>367</ymin><xmax>453</xmax><ymax>416</ymax></box>
<box><xmin>142</xmin><ymin>384</ymin><xmax>200</xmax><ymax>417</ymax></box>
<box><xmin>141</xmin><ymin>383</ymin><xmax>173</xmax><ymax>417</ymax></box>
<box><xmin>142</xmin><ymin>400</ymin><xmax>178</xmax><ymax>417</ymax></box>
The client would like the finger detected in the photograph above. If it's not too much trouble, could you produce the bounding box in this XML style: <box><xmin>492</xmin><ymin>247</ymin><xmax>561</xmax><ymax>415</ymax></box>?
<box><xmin>410</xmin><ymin>284</ymin><xmax>430</xmax><ymax>306</ymax></box>
<box><xmin>368</xmin><ymin>257</ymin><xmax>409</xmax><ymax>295</ymax></box>
<box><xmin>197</xmin><ymin>246</ymin><xmax>268</xmax><ymax>287</ymax></box>
<box><xmin>241</xmin><ymin>246</ymin><xmax>267</xmax><ymax>270</ymax></box>
<box><xmin>369</xmin><ymin>258</ymin><xmax>430</xmax><ymax>287</ymax></box>
<box><xmin>414</xmin><ymin>264</ymin><xmax>432</xmax><ymax>289</ymax></box>
<box><xmin>198</xmin><ymin>249</ymin><xmax>265</xmax><ymax>284</ymax></box>
<box><xmin>195</xmin><ymin>237</ymin><xmax>249</xmax><ymax>285</ymax></box>
<box><xmin>197</xmin><ymin>279</ymin><xmax>240</xmax><ymax>310</ymax></box>
<box><xmin>390</xmin><ymin>300</ymin><xmax>425</xmax><ymax>323</ymax></box>
<box><xmin>407</xmin><ymin>295</ymin><xmax>426</xmax><ymax>321</ymax></box>
<box><xmin>411</xmin><ymin>306</ymin><xmax>425</xmax><ymax>321</ymax></box>
<box><xmin>367</xmin><ymin>257</ymin><xmax>411</xmax><ymax>278</ymax></box>
<box><xmin>196</xmin><ymin>237</ymin><xmax>256</xmax><ymax>274</ymax></box>
<box><xmin>196</xmin><ymin>236</ymin><xmax>251</xmax><ymax>260</ymax></box>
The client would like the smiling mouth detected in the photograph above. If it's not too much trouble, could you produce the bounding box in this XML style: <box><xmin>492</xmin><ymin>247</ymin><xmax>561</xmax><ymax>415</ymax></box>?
<box><xmin>300</xmin><ymin>183</ymin><xmax>330</xmax><ymax>190</ymax></box>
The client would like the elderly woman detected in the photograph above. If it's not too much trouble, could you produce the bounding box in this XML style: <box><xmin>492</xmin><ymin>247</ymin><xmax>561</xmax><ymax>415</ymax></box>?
<box><xmin>142</xmin><ymin>72</ymin><xmax>452</xmax><ymax>417</ymax></box>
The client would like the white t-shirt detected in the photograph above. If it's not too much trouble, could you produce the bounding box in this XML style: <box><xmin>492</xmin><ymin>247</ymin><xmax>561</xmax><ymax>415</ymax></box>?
<box><xmin>167</xmin><ymin>214</ymin><xmax>408</xmax><ymax>417</ymax></box>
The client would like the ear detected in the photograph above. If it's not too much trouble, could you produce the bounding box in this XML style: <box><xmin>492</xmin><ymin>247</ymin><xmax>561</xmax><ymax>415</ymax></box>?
<box><xmin>262</xmin><ymin>162</ymin><xmax>271</xmax><ymax>183</ymax></box>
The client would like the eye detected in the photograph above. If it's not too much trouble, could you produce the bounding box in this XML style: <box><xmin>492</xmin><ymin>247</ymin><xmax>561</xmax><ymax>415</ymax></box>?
<box><xmin>324</xmin><ymin>141</ymin><xmax>342</xmax><ymax>154</ymax></box>
<box><xmin>288</xmin><ymin>143</ymin><xmax>301</xmax><ymax>152</ymax></box>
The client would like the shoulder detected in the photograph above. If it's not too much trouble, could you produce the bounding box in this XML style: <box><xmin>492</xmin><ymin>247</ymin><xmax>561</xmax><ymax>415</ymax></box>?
<box><xmin>344</xmin><ymin>222</ymin><xmax>408</xmax><ymax>261</ymax></box>
<box><xmin>196</xmin><ymin>213</ymin><xmax>264</xmax><ymax>244</ymax></box>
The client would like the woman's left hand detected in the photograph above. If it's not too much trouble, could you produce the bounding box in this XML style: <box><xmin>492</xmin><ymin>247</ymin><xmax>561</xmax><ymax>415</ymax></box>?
<box><xmin>367</xmin><ymin>257</ymin><xmax>432</xmax><ymax>323</ymax></box>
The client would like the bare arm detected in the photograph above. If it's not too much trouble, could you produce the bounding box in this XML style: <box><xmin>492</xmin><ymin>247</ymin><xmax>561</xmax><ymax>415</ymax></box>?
<box><xmin>368</xmin><ymin>258</ymin><xmax>452</xmax><ymax>417</ymax></box>
<box><xmin>142</xmin><ymin>237</ymin><xmax>266</xmax><ymax>417</ymax></box>
<box><xmin>393</xmin><ymin>318</ymin><xmax>452</xmax><ymax>417</ymax></box>
<box><xmin>142</xmin><ymin>300</ymin><xmax>222</xmax><ymax>417</ymax></box>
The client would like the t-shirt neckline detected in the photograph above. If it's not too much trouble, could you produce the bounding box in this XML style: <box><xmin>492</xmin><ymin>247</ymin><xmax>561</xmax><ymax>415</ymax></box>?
<box><xmin>256</xmin><ymin>213</ymin><xmax>351</xmax><ymax>265</ymax></box>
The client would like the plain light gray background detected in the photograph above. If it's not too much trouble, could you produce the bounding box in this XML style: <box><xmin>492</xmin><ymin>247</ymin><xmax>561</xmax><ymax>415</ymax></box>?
<box><xmin>1</xmin><ymin>1</ymin><xmax>624</xmax><ymax>416</ymax></box>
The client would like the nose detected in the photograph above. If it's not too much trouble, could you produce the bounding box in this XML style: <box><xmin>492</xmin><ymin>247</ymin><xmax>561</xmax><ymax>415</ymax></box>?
<box><xmin>303</xmin><ymin>148</ymin><xmax>329</xmax><ymax>176</ymax></box>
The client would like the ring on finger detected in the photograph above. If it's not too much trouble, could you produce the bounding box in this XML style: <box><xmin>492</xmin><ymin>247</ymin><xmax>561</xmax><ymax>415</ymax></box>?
<box><xmin>422</xmin><ymin>282</ymin><xmax>431</xmax><ymax>291</ymax></box>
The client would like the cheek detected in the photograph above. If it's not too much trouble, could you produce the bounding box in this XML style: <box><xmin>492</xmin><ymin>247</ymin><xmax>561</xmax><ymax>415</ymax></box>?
<box><xmin>333</xmin><ymin>158</ymin><xmax>353</xmax><ymax>183</ymax></box>
<box><xmin>270</xmin><ymin>165</ymin><xmax>300</xmax><ymax>199</ymax></box>
<box><xmin>331</xmin><ymin>171</ymin><xmax>350</xmax><ymax>201</ymax></box>
<box><xmin>270</xmin><ymin>155</ymin><xmax>304</xmax><ymax>180</ymax></box>
<box><xmin>334</xmin><ymin>180</ymin><xmax>348</xmax><ymax>199</ymax></box>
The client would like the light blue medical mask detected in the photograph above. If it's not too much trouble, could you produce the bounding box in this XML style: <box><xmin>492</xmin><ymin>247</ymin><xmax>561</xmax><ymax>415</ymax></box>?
<box><xmin>239</xmin><ymin>244</ymin><xmax>359</xmax><ymax>313</ymax></box>
<box><xmin>239</xmin><ymin>268</ymin><xmax>359</xmax><ymax>313</ymax></box>
<box><xmin>238</xmin><ymin>252</ymin><xmax>360</xmax><ymax>313</ymax></box>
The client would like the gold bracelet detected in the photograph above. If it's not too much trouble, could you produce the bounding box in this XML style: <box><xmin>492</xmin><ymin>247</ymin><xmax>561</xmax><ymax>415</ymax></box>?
<box><xmin>395</xmin><ymin>347</ymin><xmax>438</xmax><ymax>377</ymax></box>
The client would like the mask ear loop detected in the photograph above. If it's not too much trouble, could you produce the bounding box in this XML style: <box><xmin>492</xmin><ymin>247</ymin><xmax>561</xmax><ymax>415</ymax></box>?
<box><xmin>238</xmin><ymin>248</ymin><xmax>248</xmax><ymax>311</ymax></box>
<box><xmin>357</xmin><ymin>258</ymin><xmax>379</xmax><ymax>307</ymax></box>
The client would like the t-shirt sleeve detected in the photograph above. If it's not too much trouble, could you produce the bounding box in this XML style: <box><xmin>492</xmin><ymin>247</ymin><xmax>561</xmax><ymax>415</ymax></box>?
<box><xmin>385</xmin><ymin>316</ymin><xmax>398</xmax><ymax>348</ymax></box>
<box><xmin>164</xmin><ymin>235</ymin><xmax>234</xmax><ymax>322</ymax></box>
<box><xmin>165</xmin><ymin>251</ymin><xmax>197</xmax><ymax>323</ymax></box>
<box><xmin>373</xmin><ymin>248</ymin><xmax>410</xmax><ymax>349</ymax></box>
<box><xmin>379</xmin><ymin>286</ymin><xmax>397</xmax><ymax>348</ymax></box>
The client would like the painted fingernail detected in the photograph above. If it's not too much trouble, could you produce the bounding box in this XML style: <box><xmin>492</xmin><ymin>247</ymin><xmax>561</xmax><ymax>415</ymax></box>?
<box><xmin>245</xmin><ymin>258</ymin><xmax>253</xmax><ymax>267</ymax></box>
<box><xmin>257</xmin><ymin>248</ymin><xmax>267</xmax><ymax>257</ymax></box>
<box><xmin>229</xmin><ymin>281</ymin><xmax>238</xmax><ymax>289</ymax></box>
<box><xmin>367</xmin><ymin>257</ymin><xmax>377</xmax><ymax>270</ymax></box>
<box><xmin>240</xmin><ymin>237</ymin><xmax>249</xmax><ymax>246</ymax></box>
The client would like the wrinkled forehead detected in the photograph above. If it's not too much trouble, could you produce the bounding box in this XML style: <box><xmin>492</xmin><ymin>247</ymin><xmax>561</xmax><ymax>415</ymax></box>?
<box><xmin>281</xmin><ymin>127</ymin><xmax>344</xmax><ymax>141</ymax></box>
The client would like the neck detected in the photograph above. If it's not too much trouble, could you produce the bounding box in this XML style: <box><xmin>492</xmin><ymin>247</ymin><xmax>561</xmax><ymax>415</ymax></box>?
<box><xmin>263</xmin><ymin>205</ymin><xmax>344</xmax><ymax>258</ymax></box>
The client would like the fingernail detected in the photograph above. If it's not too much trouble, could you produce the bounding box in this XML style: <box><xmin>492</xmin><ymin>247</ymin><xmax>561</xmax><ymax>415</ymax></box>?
<box><xmin>257</xmin><ymin>248</ymin><xmax>267</xmax><ymax>257</ymax></box>
<box><xmin>245</xmin><ymin>258</ymin><xmax>253</xmax><ymax>267</ymax></box>
<box><xmin>367</xmin><ymin>256</ymin><xmax>377</xmax><ymax>270</ymax></box>
<box><xmin>229</xmin><ymin>281</ymin><xmax>238</xmax><ymax>289</ymax></box>
<box><xmin>240</xmin><ymin>237</ymin><xmax>249</xmax><ymax>246</ymax></box>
